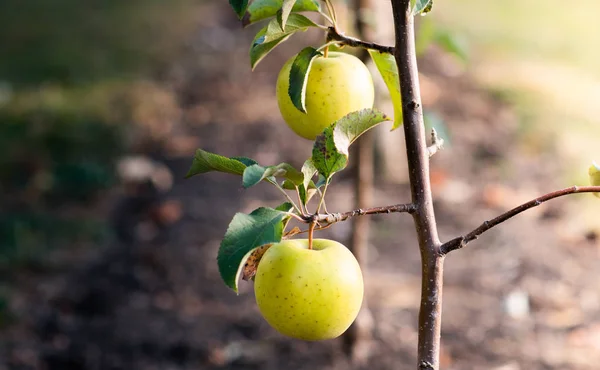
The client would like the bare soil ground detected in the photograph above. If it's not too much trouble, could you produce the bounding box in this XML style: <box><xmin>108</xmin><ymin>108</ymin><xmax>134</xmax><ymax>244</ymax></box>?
<box><xmin>2</xmin><ymin>2</ymin><xmax>600</xmax><ymax>370</ymax></box>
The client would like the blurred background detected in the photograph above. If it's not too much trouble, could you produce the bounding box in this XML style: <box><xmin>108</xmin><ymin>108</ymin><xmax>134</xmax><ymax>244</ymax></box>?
<box><xmin>1</xmin><ymin>0</ymin><xmax>599</xmax><ymax>369</ymax></box>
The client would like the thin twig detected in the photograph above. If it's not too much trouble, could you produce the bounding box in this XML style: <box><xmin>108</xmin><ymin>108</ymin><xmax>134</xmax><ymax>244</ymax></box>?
<box><xmin>304</xmin><ymin>203</ymin><xmax>416</xmax><ymax>224</ymax></box>
<box><xmin>440</xmin><ymin>185</ymin><xmax>600</xmax><ymax>255</ymax></box>
<box><xmin>427</xmin><ymin>128</ymin><xmax>444</xmax><ymax>157</ymax></box>
<box><xmin>326</xmin><ymin>27</ymin><xmax>394</xmax><ymax>54</ymax></box>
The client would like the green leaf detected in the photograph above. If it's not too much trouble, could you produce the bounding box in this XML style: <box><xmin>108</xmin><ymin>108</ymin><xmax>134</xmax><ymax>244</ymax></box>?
<box><xmin>289</xmin><ymin>47</ymin><xmax>321</xmax><ymax>113</ymax></box>
<box><xmin>312</xmin><ymin>109</ymin><xmax>391</xmax><ymax>178</ymax></box>
<box><xmin>274</xmin><ymin>163</ymin><xmax>304</xmax><ymax>185</ymax></box>
<box><xmin>242</xmin><ymin>164</ymin><xmax>270</xmax><ymax>188</ymax></box>
<box><xmin>412</xmin><ymin>0</ymin><xmax>433</xmax><ymax>15</ymax></box>
<box><xmin>315</xmin><ymin>174</ymin><xmax>327</xmax><ymax>188</ymax></box>
<box><xmin>281</xmin><ymin>179</ymin><xmax>296</xmax><ymax>190</ymax></box>
<box><xmin>230</xmin><ymin>0</ymin><xmax>249</xmax><ymax>19</ymax></box>
<box><xmin>243</xmin><ymin>0</ymin><xmax>320</xmax><ymax>27</ymax></box>
<box><xmin>298</xmin><ymin>183</ymin><xmax>318</xmax><ymax>205</ymax></box>
<box><xmin>186</xmin><ymin>149</ymin><xmax>256</xmax><ymax>178</ymax></box>
<box><xmin>231</xmin><ymin>156</ymin><xmax>259</xmax><ymax>167</ymax></box>
<box><xmin>250</xmin><ymin>27</ymin><xmax>292</xmax><ymax>70</ymax></box>
<box><xmin>275</xmin><ymin>202</ymin><xmax>295</xmax><ymax>229</ymax></box>
<box><xmin>281</xmin><ymin>163</ymin><xmax>318</xmax><ymax>206</ymax></box>
<box><xmin>242</xmin><ymin>163</ymin><xmax>304</xmax><ymax>188</ymax></box>
<box><xmin>332</xmin><ymin>108</ymin><xmax>391</xmax><ymax>155</ymax></box>
<box><xmin>312</xmin><ymin>127</ymin><xmax>347</xmax><ymax>180</ymax></box>
<box><xmin>263</xmin><ymin>14</ymin><xmax>317</xmax><ymax>43</ymax></box>
<box><xmin>368</xmin><ymin>50</ymin><xmax>403</xmax><ymax>130</ymax></box>
<box><xmin>301</xmin><ymin>159</ymin><xmax>317</xmax><ymax>190</ymax></box>
<box><xmin>275</xmin><ymin>202</ymin><xmax>294</xmax><ymax>212</ymax></box>
<box><xmin>218</xmin><ymin>207</ymin><xmax>289</xmax><ymax>292</ymax></box>
<box><xmin>278</xmin><ymin>0</ymin><xmax>296</xmax><ymax>30</ymax></box>
<box><xmin>422</xmin><ymin>0</ymin><xmax>433</xmax><ymax>14</ymax></box>
<box><xmin>250</xmin><ymin>14</ymin><xmax>318</xmax><ymax>69</ymax></box>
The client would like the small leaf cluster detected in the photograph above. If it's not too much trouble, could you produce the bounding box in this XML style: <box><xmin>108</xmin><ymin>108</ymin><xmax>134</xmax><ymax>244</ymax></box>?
<box><xmin>187</xmin><ymin>108</ymin><xmax>390</xmax><ymax>292</ymax></box>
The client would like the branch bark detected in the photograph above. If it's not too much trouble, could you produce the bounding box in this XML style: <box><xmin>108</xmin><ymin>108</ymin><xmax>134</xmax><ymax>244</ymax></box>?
<box><xmin>441</xmin><ymin>185</ymin><xmax>600</xmax><ymax>254</ymax></box>
<box><xmin>308</xmin><ymin>203</ymin><xmax>415</xmax><ymax>224</ymax></box>
<box><xmin>390</xmin><ymin>1</ymin><xmax>444</xmax><ymax>368</ymax></box>
<box><xmin>326</xmin><ymin>26</ymin><xmax>394</xmax><ymax>54</ymax></box>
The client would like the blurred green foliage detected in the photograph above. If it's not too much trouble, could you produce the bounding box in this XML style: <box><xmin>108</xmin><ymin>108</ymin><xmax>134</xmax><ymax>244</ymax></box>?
<box><xmin>0</xmin><ymin>0</ymin><xmax>198</xmax><ymax>268</ymax></box>
<box><xmin>0</xmin><ymin>88</ymin><xmax>124</xmax><ymax>267</ymax></box>
<box><xmin>0</xmin><ymin>0</ymin><xmax>197</xmax><ymax>86</ymax></box>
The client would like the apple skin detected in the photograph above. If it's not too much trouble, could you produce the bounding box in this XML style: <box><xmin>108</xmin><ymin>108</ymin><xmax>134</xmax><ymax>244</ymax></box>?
<box><xmin>254</xmin><ymin>238</ymin><xmax>364</xmax><ymax>341</ymax></box>
<box><xmin>590</xmin><ymin>162</ymin><xmax>600</xmax><ymax>198</ymax></box>
<box><xmin>276</xmin><ymin>51</ymin><xmax>375</xmax><ymax>140</ymax></box>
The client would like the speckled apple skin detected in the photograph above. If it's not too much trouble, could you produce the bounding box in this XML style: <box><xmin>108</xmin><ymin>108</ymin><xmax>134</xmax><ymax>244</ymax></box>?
<box><xmin>254</xmin><ymin>239</ymin><xmax>364</xmax><ymax>341</ymax></box>
<box><xmin>276</xmin><ymin>51</ymin><xmax>375</xmax><ymax>140</ymax></box>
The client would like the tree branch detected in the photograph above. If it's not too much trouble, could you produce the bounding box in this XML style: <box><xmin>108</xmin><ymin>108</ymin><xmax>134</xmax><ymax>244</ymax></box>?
<box><xmin>302</xmin><ymin>203</ymin><xmax>416</xmax><ymax>224</ymax></box>
<box><xmin>326</xmin><ymin>26</ymin><xmax>394</xmax><ymax>54</ymax></box>
<box><xmin>390</xmin><ymin>0</ymin><xmax>444</xmax><ymax>369</ymax></box>
<box><xmin>440</xmin><ymin>185</ymin><xmax>600</xmax><ymax>254</ymax></box>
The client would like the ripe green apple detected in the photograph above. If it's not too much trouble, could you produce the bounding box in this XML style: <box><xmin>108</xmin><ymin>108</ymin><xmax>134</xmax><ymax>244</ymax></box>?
<box><xmin>254</xmin><ymin>238</ymin><xmax>364</xmax><ymax>341</ymax></box>
<box><xmin>590</xmin><ymin>161</ymin><xmax>600</xmax><ymax>198</ymax></box>
<box><xmin>276</xmin><ymin>51</ymin><xmax>375</xmax><ymax>140</ymax></box>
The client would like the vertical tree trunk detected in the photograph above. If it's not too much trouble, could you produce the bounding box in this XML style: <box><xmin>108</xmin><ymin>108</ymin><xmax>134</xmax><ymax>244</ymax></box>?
<box><xmin>390</xmin><ymin>1</ymin><xmax>444</xmax><ymax>368</ymax></box>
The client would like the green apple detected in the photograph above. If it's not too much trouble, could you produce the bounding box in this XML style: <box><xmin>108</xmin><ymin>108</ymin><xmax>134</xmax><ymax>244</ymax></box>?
<box><xmin>590</xmin><ymin>161</ymin><xmax>600</xmax><ymax>198</ymax></box>
<box><xmin>254</xmin><ymin>238</ymin><xmax>364</xmax><ymax>341</ymax></box>
<box><xmin>276</xmin><ymin>51</ymin><xmax>375</xmax><ymax>140</ymax></box>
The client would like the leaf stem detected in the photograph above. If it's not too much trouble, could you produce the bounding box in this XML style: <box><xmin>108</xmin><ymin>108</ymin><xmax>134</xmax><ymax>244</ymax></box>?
<box><xmin>318</xmin><ymin>10</ymin><xmax>335</xmax><ymax>26</ymax></box>
<box><xmin>316</xmin><ymin>177</ymin><xmax>331</xmax><ymax>214</ymax></box>
<box><xmin>324</xmin><ymin>0</ymin><xmax>337</xmax><ymax>26</ymax></box>
<box><xmin>270</xmin><ymin>180</ymin><xmax>303</xmax><ymax>215</ymax></box>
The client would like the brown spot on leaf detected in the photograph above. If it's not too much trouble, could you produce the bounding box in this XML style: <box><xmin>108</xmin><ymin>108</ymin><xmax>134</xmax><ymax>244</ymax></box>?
<box><xmin>242</xmin><ymin>244</ymin><xmax>272</xmax><ymax>281</ymax></box>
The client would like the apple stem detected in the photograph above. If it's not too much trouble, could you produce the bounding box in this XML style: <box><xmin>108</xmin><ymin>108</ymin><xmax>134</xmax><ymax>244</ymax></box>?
<box><xmin>308</xmin><ymin>221</ymin><xmax>316</xmax><ymax>250</ymax></box>
<box><xmin>323</xmin><ymin>45</ymin><xmax>329</xmax><ymax>58</ymax></box>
